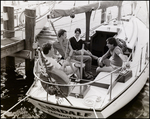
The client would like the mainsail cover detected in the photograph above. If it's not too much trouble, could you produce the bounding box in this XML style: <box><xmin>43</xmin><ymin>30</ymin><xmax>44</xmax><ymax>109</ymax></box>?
<box><xmin>50</xmin><ymin>1</ymin><xmax>123</xmax><ymax>18</ymax></box>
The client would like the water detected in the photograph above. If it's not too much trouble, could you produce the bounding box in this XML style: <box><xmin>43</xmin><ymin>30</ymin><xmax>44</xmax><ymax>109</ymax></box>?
<box><xmin>1</xmin><ymin>1</ymin><xmax>149</xmax><ymax>118</ymax></box>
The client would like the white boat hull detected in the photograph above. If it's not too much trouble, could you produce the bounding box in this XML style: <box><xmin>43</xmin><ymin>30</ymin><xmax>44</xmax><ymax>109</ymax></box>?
<box><xmin>28</xmin><ymin>97</ymin><xmax>104</xmax><ymax>118</ymax></box>
<box><xmin>101</xmin><ymin>63</ymin><xmax>149</xmax><ymax>118</ymax></box>
<box><xmin>27</xmin><ymin>63</ymin><xmax>149</xmax><ymax>118</ymax></box>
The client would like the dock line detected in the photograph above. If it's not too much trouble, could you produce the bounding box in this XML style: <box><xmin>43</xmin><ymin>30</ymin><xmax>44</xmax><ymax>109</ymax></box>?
<box><xmin>1</xmin><ymin>95</ymin><xmax>30</xmax><ymax>118</ymax></box>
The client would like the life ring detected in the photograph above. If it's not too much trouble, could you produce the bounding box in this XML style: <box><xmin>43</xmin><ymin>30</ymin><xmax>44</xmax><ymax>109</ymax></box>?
<box><xmin>40</xmin><ymin>67</ymin><xmax>71</xmax><ymax>97</ymax></box>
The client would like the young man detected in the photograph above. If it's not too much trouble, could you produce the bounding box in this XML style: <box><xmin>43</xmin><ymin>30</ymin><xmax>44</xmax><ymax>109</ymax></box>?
<box><xmin>96</xmin><ymin>37</ymin><xmax>128</xmax><ymax>74</ymax></box>
<box><xmin>42</xmin><ymin>42</ymin><xmax>79</xmax><ymax>77</ymax></box>
<box><xmin>53</xmin><ymin>29</ymin><xmax>92</xmax><ymax>73</ymax></box>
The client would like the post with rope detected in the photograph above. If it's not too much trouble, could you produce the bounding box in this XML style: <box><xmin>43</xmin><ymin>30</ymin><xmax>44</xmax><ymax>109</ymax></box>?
<box><xmin>3</xmin><ymin>6</ymin><xmax>16</xmax><ymax>82</ymax></box>
<box><xmin>25</xmin><ymin>9</ymin><xmax>36</xmax><ymax>85</ymax></box>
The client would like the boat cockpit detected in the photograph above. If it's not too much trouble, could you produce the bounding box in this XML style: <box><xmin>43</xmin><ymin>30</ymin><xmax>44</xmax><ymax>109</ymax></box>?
<box><xmin>89</xmin><ymin>25</ymin><xmax>132</xmax><ymax>65</ymax></box>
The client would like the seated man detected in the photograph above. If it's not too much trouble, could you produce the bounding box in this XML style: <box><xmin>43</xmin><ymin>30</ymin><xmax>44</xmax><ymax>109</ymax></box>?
<box><xmin>96</xmin><ymin>37</ymin><xmax>128</xmax><ymax>74</ymax></box>
<box><xmin>42</xmin><ymin>42</ymin><xmax>80</xmax><ymax>78</ymax></box>
<box><xmin>53</xmin><ymin>29</ymin><xmax>92</xmax><ymax>75</ymax></box>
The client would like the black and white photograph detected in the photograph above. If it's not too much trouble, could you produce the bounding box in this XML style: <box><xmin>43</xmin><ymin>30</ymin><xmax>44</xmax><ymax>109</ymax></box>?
<box><xmin>1</xmin><ymin>1</ymin><xmax>149</xmax><ymax>118</ymax></box>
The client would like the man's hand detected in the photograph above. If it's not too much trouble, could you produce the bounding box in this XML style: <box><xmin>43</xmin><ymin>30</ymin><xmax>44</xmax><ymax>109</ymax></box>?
<box><xmin>97</xmin><ymin>57</ymin><xmax>103</xmax><ymax>67</ymax></box>
<box><xmin>122</xmin><ymin>62</ymin><xmax>130</xmax><ymax>70</ymax></box>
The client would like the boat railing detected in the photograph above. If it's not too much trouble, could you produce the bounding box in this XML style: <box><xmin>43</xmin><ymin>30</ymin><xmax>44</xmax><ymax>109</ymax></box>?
<box><xmin>34</xmin><ymin>57</ymin><xmax>122</xmax><ymax>102</ymax></box>
<box><xmin>34</xmin><ymin>57</ymin><xmax>122</xmax><ymax>87</ymax></box>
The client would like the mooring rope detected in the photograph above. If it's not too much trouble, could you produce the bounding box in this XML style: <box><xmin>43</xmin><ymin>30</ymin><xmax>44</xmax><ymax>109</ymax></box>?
<box><xmin>1</xmin><ymin>78</ymin><xmax>41</xmax><ymax>118</ymax></box>
<box><xmin>93</xmin><ymin>102</ymin><xmax>98</xmax><ymax>118</ymax></box>
<box><xmin>1</xmin><ymin>95</ymin><xmax>30</xmax><ymax>117</ymax></box>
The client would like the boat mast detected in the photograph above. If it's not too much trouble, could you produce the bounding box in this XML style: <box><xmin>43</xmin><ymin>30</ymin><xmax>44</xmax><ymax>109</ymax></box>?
<box><xmin>85</xmin><ymin>11</ymin><xmax>92</xmax><ymax>41</ymax></box>
<box><xmin>117</xmin><ymin>5</ymin><xmax>122</xmax><ymax>24</ymax></box>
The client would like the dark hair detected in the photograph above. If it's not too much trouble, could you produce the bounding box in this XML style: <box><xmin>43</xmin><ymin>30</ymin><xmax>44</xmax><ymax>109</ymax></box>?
<box><xmin>58</xmin><ymin>29</ymin><xmax>66</xmax><ymax>38</ymax></box>
<box><xmin>106</xmin><ymin>37</ymin><xmax>117</xmax><ymax>46</ymax></box>
<box><xmin>42</xmin><ymin>43</ymin><xmax>52</xmax><ymax>55</ymax></box>
<box><xmin>75</xmin><ymin>28</ymin><xmax>81</xmax><ymax>34</ymax></box>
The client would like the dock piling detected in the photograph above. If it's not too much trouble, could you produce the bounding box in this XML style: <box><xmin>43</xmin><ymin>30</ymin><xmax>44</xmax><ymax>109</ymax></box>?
<box><xmin>25</xmin><ymin>9</ymin><xmax>36</xmax><ymax>84</ymax></box>
<box><xmin>3</xmin><ymin>6</ymin><xmax>15</xmax><ymax>38</ymax></box>
<box><xmin>3</xmin><ymin>6</ymin><xmax>16</xmax><ymax>81</ymax></box>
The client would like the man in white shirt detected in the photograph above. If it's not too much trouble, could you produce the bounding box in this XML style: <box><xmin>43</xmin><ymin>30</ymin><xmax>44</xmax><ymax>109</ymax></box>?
<box><xmin>42</xmin><ymin>42</ymin><xmax>80</xmax><ymax>77</ymax></box>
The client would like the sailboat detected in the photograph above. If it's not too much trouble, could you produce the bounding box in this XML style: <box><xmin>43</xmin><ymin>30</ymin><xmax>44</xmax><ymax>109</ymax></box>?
<box><xmin>1</xmin><ymin>1</ymin><xmax>55</xmax><ymax>38</ymax></box>
<box><xmin>26</xmin><ymin>1</ymin><xmax>149</xmax><ymax>118</ymax></box>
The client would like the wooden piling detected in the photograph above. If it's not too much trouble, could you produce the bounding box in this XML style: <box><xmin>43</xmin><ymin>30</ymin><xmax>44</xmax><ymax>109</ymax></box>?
<box><xmin>3</xmin><ymin>6</ymin><xmax>16</xmax><ymax>81</ymax></box>
<box><xmin>25</xmin><ymin>9</ymin><xmax>36</xmax><ymax>84</ymax></box>
<box><xmin>3</xmin><ymin>6</ymin><xmax>14</xmax><ymax>38</ymax></box>
<box><xmin>85</xmin><ymin>11</ymin><xmax>92</xmax><ymax>42</ymax></box>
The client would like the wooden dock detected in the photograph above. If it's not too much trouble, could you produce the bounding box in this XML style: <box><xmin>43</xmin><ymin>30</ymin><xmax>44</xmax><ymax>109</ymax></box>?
<box><xmin>1</xmin><ymin>6</ymin><xmax>37</xmax><ymax>85</ymax></box>
<box><xmin>1</xmin><ymin>38</ymin><xmax>25</xmax><ymax>59</ymax></box>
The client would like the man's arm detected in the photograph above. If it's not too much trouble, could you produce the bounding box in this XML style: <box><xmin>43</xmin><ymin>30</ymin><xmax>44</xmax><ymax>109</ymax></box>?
<box><xmin>115</xmin><ymin>47</ymin><xmax>128</xmax><ymax>62</ymax></box>
<box><xmin>115</xmin><ymin>47</ymin><xmax>129</xmax><ymax>69</ymax></box>
<box><xmin>101</xmin><ymin>50</ymin><xmax>111</xmax><ymax>61</ymax></box>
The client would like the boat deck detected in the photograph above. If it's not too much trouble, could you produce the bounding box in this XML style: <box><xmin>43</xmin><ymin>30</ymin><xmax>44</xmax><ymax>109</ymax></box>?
<box><xmin>27</xmin><ymin>68</ymin><xmax>132</xmax><ymax>109</ymax></box>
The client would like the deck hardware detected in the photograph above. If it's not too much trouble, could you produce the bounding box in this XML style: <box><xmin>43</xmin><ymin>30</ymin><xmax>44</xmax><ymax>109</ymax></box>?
<box><xmin>75</xmin><ymin>93</ymin><xmax>79</xmax><ymax>98</ymax></box>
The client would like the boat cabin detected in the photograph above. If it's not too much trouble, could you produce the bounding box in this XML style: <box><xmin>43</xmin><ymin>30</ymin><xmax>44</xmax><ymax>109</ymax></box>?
<box><xmin>90</xmin><ymin>26</ymin><xmax>119</xmax><ymax>65</ymax></box>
